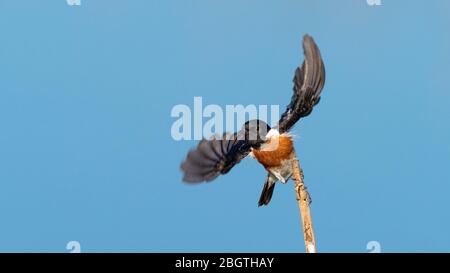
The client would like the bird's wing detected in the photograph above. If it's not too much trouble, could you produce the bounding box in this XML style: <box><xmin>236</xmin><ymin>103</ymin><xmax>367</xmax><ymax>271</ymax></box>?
<box><xmin>277</xmin><ymin>34</ymin><xmax>326</xmax><ymax>134</ymax></box>
<box><xmin>181</xmin><ymin>133</ymin><xmax>252</xmax><ymax>183</ymax></box>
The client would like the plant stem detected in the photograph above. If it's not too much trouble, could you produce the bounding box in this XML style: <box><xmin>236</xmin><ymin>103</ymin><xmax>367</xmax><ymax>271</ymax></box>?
<box><xmin>292</xmin><ymin>156</ymin><xmax>317</xmax><ymax>253</ymax></box>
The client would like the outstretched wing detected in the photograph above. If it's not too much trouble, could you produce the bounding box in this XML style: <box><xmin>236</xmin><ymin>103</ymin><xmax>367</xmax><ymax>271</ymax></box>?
<box><xmin>181</xmin><ymin>133</ymin><xmax>252</xmax><ymax>183</ymax></box>
<box><xmin>277</xmin><ymin>34</ymin><xmax>326</xmax><ymax>134</ymax></box>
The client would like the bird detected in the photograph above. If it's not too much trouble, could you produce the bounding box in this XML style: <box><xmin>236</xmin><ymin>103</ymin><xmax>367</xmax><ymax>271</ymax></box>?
<box><xmin>180</xmin><ymin>34</ymin><xmax>326</xmax><ymax>206</ymax></box>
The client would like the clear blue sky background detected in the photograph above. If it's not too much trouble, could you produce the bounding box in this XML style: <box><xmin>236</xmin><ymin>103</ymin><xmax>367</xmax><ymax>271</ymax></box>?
<box><xmin>0</xmin><ymin>0</ymin><xmax>449</xmax><ymax>253</ymax></box>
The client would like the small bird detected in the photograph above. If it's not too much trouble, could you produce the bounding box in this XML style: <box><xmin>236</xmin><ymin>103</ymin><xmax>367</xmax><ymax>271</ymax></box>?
<box><xmin>181</xmin><ymin>34</ymin><xmax>326</xmax><ymax>206</ymax></box>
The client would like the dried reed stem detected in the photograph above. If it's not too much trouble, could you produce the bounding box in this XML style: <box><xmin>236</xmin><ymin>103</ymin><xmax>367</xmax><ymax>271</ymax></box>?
<box><xmin>292</xmin><ymin>156</ymin><xmax>316</xmax><ymax>253</ymax></box>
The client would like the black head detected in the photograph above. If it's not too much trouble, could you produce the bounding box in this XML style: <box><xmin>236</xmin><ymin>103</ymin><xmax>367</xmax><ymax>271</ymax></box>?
<box><xmin>239</xmin><ymin>119</ymin><xmax>271</xmax><ymax>147</ymax></box>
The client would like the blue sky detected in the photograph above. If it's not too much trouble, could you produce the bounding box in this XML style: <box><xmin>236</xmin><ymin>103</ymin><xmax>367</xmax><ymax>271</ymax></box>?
<box><xmin>0</xmin><ymin>0</ymin><xmax>449</xmax><ymax>252</ymax></box>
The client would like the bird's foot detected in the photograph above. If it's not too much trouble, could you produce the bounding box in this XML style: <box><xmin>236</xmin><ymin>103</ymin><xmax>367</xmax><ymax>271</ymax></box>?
<box><xmin>304</xmin><ymin>186</ymin><xmax>312</xmax><ymax>205</ymax></box>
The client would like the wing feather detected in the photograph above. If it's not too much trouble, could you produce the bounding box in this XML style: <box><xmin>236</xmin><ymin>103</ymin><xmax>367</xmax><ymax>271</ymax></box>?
<box><xmin>277</xmin><ymin>34</ymin><xmax>326</xmax><ymax>133</ymax></box>
<box><xmin>181</xmin><ymin>133</ymin><xmax>252</xmax><ymax>183</ymax></box>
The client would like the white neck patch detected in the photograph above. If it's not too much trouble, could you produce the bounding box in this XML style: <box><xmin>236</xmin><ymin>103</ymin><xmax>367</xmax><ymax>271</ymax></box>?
<box><xmin>265</xmin><ymin>128</ymin><xmax>280</xmax><ymax>139</ymax></box>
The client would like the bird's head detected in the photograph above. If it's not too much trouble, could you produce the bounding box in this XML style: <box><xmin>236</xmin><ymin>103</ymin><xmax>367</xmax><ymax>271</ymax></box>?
<box><xmin>239</xmin><ymin>119</ymin><xmax>271</xmax><ymax>147</ymax></box>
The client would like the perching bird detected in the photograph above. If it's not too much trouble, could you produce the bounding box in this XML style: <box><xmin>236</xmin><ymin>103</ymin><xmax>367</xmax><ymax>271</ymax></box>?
<box><xmin>180</xmin><ymin>34</ymin><xmax>326</xmax><ymax>206</ymax></box>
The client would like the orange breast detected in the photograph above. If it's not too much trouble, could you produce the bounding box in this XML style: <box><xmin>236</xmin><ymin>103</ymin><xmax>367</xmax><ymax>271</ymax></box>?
<box><xmin>252</xmin><ymin>135</ymin><xmax>295</xmax><ymax>169</ymax></box>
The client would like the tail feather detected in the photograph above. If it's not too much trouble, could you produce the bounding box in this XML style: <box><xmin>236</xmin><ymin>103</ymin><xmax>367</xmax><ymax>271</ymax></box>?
<box><xmin>258</xmin><ymin>174</ymin><xmax>277</xmax><ymax>206</ymax></box>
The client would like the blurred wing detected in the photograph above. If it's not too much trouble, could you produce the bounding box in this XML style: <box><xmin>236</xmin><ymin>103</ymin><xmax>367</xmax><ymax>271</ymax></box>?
<box><xmin>277</xmin><ymin>34</ymin><xmax>326</xmax><ymax>134</ymax></box>
<box><xmin>181</xmin><ymin>133</ymin><xmax>252</xmax><ymax>183</ymax></box>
